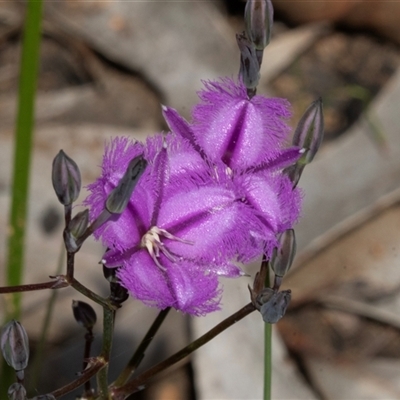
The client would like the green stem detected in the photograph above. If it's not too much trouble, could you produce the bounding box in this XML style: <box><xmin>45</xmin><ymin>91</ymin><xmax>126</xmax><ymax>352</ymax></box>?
<box><xmin>113</xmin><ymin>308</ymin><xmax>171</xmax><ymax>387</ymax></box>
<box><xmin>97</xmin><ymin>307</ymin><xmax>115</xmax><ymax>399</ymax></box>
<box><xmin>5</xmin><ymin>0</ymin><xmax>43</xmax><ymax>319</ymax></box>
<box><xmin>2</xmin><ymin>3</ymin><xmax>42</xmax><ymax>387</ymax></box>
<box><xmin>112</xmin><ymin>303</ymin><xmax>256</xmax><ymax>399</ymax></box>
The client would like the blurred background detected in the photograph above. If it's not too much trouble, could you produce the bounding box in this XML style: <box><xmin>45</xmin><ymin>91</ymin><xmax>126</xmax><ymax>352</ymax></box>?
<box><xmin>1</xmin><ymin>0</ymin><xmax>400</xmax><ymax>398</ymax></box>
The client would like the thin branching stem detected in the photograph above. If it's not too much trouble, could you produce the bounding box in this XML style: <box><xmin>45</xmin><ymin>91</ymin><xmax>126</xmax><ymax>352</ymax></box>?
<box><xmin>0</xmin><ymin>279</ymin><xmax>68</xmax><ymax>293</ymax></box>
<box><xmin>113</xmin><ymin>307</ymin><xmax>171</xmax><ymax>388</ymax></box>
<box><xmin>111</xmin><ymin>302</ymin><xmax>256</xmax><ymax>399</ymax></box>
<box><xmin>49</xmin><ymin>357</ymin><xmax>106</xmax><ymax>399</ymax></box>
<box><xmin>70</xmin><ymin>278</ymin><xmax>114</xmax><ymax>309</ymax></box>
<box><xmin>0</xmin><ymin>275</ymin><xmax>112</xmax><ymax>312</ymax></box>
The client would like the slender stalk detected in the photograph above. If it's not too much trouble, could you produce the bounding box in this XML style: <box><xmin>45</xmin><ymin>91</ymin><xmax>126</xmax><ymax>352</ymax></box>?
<box><xmin>113</xmin><ymin>308</ymin><xmax>171</xmax><ymax>387</ymax></box>
<box><xmin>49</xmin><ymin>357</ymin><xmax>106</xmax><ymax>399</ymax></box>
<box><xmin>83</xmin><ymin>328</ymin><xmax>95</xmax><ymax>396</ymax></box>
<box><xmin>70</xmin><ymin>278</ymin><xmax>113</xmax><ymax>309</ymax></box>
<box><xmin>0</xmin><ymin>279</ymin><xmax>68</xmax><ymax>293</ymax></box>
<box><xmin>263</xmin><ymin>323</ymin><xmax>272</xmax><ymax>400</ymax></box>
<box><xmin>5</xmin><ymin>0</ymin><xmax>43</xmax><ymax>319</ymax></box>
<box><xmin>66</xmin><ymin>252</ymin><xmax>75</xmax><ymax>282</ymax></box>
<box><xmin>64</xmin><ymin>204</ymin><xmax>72</xmax><ymax>228</ymax></box>
<box><xmin>97</xmin><ymin>307</ymin><xmax>115</xmax><ymax>399</ymax></box>
<box><xmin>64</xmin><ymin>204</ymin><xmax>75</xmax><ymax>280</ymax></box>
<box><xmin>111</xmin><ymin>303</ymin><xmax>256</xmax><ymax>399</ymax></box>
<box><xmin>263</xmin><ymin>257</ymin><xmax>272</xmax><ymax>400</ymax></box>
<box><xmin>0</xmin><ymin>276</ymin><xmax>112</xmax><ymax>312</ymax></box>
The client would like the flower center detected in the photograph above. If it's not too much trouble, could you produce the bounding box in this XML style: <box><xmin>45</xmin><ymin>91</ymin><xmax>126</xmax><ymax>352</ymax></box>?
<box><xmin>140</xmin><ymin>226</ymin><xmax>193</xmax><ymax>270</ymax></box>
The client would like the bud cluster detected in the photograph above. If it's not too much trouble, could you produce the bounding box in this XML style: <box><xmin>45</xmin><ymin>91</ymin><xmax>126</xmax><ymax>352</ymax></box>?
<box><xmin>250</xmin><ymin>230</ymin><xmax>297</xmax><ymax>323</ymax></box>
<box><xmin>238</xmin><ymin>0</ymin><xmax>274</xmax><ymax>95</ymax></box>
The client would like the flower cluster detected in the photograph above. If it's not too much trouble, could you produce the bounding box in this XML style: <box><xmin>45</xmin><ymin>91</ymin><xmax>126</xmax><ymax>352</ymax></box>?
<box><xmin>84</xmin><ymin>78</ymin><xmax>303</xmax><ymax>316</ymax></box>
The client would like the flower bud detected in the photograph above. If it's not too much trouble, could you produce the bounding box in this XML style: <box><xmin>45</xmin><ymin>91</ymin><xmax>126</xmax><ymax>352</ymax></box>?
<box><xmin>271</xmin><ymin>229</ymin><xmax>296</xmax><ymax>278</ymax></box>
<box><xmin>245</xmin><ymin>0</ymin><xmax>274</xmax><ymax>50</ymax></box>
<box><xmin>283</xmin><ymin>153</ymin><xmax>308</xmax><ymax>187</ymax></box>
<box><xmin>103</xmin><ymin>262</ymin><xmax>118</xmax><ymax>283</ymax></box>
<box><xmin>52</xmin><ymin>150</ymin><xmax>81</xmax><ymax>206</ymax></box>
<box><xmin>106</xmin><ymin>155</ymin><xmax>147</xmax><ymax>214</ymax></box>
<box><xmin>237</xmin><ymin>33</ymin><xmax>260</xmax><ymax>91</ymax></box>
<box><xmin>68</xmin><ymin>209</ymin><xmax>89</xmax><ymax>239</ymax></box>
<box><xmin>256</xmin><ymin>288</ymin><xmax>291</xmax><ymax>324</ymax></box>
<box><xmin>64</xmin><ymin>210</ymin><xmax>90</xmax><ymax>253</ymax></box>
<box><xmin>31</xmin><ymin>396</ymin><xmax>56</xmax><ymax>400</ymax></box>
<box><xmin>292</xmin><ymin>98</ymin><xmax>324</xmax><ymax>163</ymax></box>
<box><xmin>72</xmin><ymin>300</ymin><xmax>97</xmax><ymax>330</ymax></box>
<box><xmin>1</xmin><ymin>321</ymin><xmax>29</xmax><ymax>373</ymax></box>
<box><xmin>7</xmin><ymin>383</ymin><xmax>26</xmax><ymax>400</ymax></box>
<box><xmin>110</xmin><ymin>282</ymin><xmax>129</xmax><ymax>306</ymax></box>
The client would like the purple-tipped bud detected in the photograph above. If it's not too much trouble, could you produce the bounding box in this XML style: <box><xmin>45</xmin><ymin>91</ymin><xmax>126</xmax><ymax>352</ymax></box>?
<box><xmin>256</xmin><ymin>288</ymin><xmax>291</xmax><ymax>323</ymax></box>
<box><xmin>52</xmin><ymin>150</ymin><xmax>81</xmax><ymax>206</ymax></box>
<box><xmin>1</xmin><ymin>320</ymin><xmax>29</xmax><ymax>372</ymax></box>
<box><xmin>245</xmin><ymin>0</ymin><xmax>274</xmax><ymax>51</ymax></box>
<box><xmin>292</xmin><ymin>98</ymin><xmax>324</xmax><ymax>163</ymax></box>
<box><xmin>237</xmin><ymin>33</ymin><xmax>260</xmax><ymax>91</ymax></box>
<box><xmin>7</xmin><ymin>383</ymin><xmax>26</xmax><ymax>400</ymax></box>
<box><xmin>271</xmin><ymin>229</ymin><xmax>296</xmax><ymax>278</ymax></box>
<box><xmin>106</xmin><ymin>155</ymin><xmax>147</xmax><ymax>214</ymax></box>
<box><xmin>72</xmin><ymin>300</ymin><xmax>97</xmax><ymax>330</ymax></box>
<box><xmin>31</xmin><ymin>396</ymin><xmax>56</xmax><ymax>400</ymax></box>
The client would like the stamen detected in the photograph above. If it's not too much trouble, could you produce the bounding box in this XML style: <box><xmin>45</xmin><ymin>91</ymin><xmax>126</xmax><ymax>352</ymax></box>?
<box><xmin>141</xmin><ymin>226</ymin><xmax>194</xmax><ymax>270</ymax></box>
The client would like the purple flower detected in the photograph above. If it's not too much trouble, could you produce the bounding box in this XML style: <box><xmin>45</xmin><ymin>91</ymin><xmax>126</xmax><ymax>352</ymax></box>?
<box><xmin>85</xmin><ymin>76</ymin><xmax>305</xmax><ymax>316</ymax></box>
<box><xmin>162</xmin><ymin>79</ymin><xmax>303</xmax><ymax>257</ymax></box>
<box><xmin>190</xmin><ymin>78</ymin><xmax>293</xmax><ymax>170</ymax></box>
<box><xmin>233</xmin><ymin>170</ymin><xmax>302</xmax><ymax>256</ymax></box>
<box><xmin>85</xmin><ymin>135</ymin><xmax>262</xmax><ymax>315</ymax></box>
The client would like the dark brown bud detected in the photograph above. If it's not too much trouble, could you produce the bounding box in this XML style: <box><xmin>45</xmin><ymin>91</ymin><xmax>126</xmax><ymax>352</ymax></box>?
<box><xmin>72</xmin><ymin>300</ymin><xmax>97</xmax><ymax>330</ymax></box>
